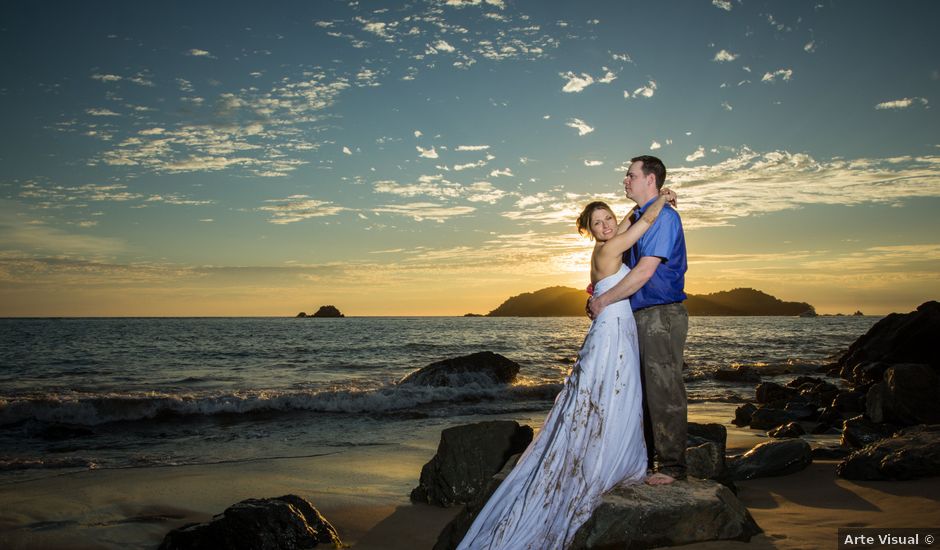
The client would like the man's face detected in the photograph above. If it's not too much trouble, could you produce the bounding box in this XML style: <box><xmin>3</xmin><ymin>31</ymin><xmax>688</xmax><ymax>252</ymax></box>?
<box><xmin>623</xmin><ymin>161</ymin><xmax>648</xmax><ymax>202</ymax></box>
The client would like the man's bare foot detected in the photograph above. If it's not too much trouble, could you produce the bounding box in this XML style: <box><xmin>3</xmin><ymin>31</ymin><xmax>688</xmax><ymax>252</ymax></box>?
<box><xmin>645</xmin><ymin>472</ymin><xmax>676</xmax><ymax>485</ymax></box>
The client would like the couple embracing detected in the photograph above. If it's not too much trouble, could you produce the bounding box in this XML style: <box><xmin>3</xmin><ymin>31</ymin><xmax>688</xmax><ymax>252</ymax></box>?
<box><xmin>457</xmin><ymin>155</ymin><xmax>689</xmax><ymax>550</ymax></box>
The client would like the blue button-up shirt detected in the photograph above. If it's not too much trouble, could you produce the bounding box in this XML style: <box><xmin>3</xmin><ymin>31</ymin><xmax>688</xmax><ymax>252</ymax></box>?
<box><xmin>623</xmin><ymin>197</ymin><xmax>687</xmax><ymax>311</ymax></box>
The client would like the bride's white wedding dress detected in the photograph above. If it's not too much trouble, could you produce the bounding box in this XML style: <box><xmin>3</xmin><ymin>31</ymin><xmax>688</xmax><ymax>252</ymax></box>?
<box><xmin>457</xmin><ymin>264</ymin><xmax>648</xmax><ymax>550</ymax></box>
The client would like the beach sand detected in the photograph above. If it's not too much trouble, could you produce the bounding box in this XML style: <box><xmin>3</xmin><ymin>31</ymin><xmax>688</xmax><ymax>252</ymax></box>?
<box><xmin>2</xmin><ymin>405</ymin><xmax>939</xmax><ymax>549</ymax></box>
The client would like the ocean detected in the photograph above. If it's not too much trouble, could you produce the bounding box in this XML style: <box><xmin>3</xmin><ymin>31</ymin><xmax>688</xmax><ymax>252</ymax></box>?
<box><xmin>0</xmin><ymin>316</ymin><xmax>879</xmax><ymax>484</ymax></box>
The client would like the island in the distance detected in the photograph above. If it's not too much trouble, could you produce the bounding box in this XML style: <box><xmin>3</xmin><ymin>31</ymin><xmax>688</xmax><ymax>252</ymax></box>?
<box><xmin>471</xmin><ymin>287</ymin><xmax>816</xmax><ymax>317</ymax></box>
<box><xmin>297</xmin><ymin>305</ymin><xmax>345</xmax><ymax>318</ymax></box>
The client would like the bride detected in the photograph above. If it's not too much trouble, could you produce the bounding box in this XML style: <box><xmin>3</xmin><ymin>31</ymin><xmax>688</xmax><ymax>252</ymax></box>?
<box><xmin>456</xmin><ymin>188</ymin><xmax>677</xmax><ymax>550</ymax></box>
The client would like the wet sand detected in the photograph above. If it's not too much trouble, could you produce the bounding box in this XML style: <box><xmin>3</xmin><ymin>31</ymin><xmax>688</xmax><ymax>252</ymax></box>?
<box><xmin>2</xmin><ymin>404</ymin><xmax>938</xmax><ymax>549</ymax></box>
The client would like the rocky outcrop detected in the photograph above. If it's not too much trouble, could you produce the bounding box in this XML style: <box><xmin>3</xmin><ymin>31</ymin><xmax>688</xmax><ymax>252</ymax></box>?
<box><xmin>865</xmin><ymin>364</ymin><xmax>940</xmax><ymax>425</ymax></box>
<box><xmin>432</xmin><ymin>454</ymin><xmax>520</xmax><ymax>550</ymax></box>
<box><xmin>158</xmin><ymin>495</ymin><xmax>341</xmax><ymax>550</ymax></box>
<box><xmin>399</xmin><ymin>351</ymin><xmax>520</xmax><ymax>387</ymax></box>
<box><xmin>768</xmin><ymin>422</ymin><xmax>805</xmax><ymax>438</ymax></box>
<box><xmin>748</xmin><ymin>406</ymin><xmax>798</xmax><ymax>430</ymax></box>
<box><xmin>714</xmin><ymin>366</ymin><xmax>761</xmax><ymax>383</ymax></box>
<box><xmin>686</xmin><ymin>422</ymin><xmax>733</xmax><ymax>486</ymax></box>
<box><xmin>728</xmin><ymin>439</ymin><xmax>812</xmax><ymax>480</ymax></box>
<box><xmin>837</xmin><ymin>301</ymin><xmax>940</xmax><ymax>380</ymax></box>
<box><xmin>312</xmin><ymin>306</ymin><xmax>344</xmax><ymax>318</ymax></box>
<box><xmin>568</xmin><ymin>479</ymin><xmax>761</xmax><ymax>549</ymax></box>
<box><xmin>411</xmin><ymin>421</ymin><xmax>532</xmax><ymax>507</ymax></box>
<box><xmin>837</xmin><ymin>424</ymin><xmax>940</xmax><ymax>480</ymax></box>
<box><xmin>755</xmin><ymin>382</ymin><xmax>799</xmax><ymax>405</ymax></box>
<box><xmin>841</xmin><ymin>415</ymin><xmax>899</xmax><ymax>449</ymax></box>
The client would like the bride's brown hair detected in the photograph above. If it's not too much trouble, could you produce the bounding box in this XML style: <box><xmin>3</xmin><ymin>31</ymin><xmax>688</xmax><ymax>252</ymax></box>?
<box><xmin>576</xmin><ymin>201</ymin><xmax>616</xmax><ymax>239</ymax></box>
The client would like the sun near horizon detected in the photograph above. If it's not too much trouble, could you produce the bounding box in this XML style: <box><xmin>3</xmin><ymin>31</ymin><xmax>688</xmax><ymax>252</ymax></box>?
<box><xmin>1</xmin><ymin>2</ymin><xmax>938</xmax><ymax>318</ymax></box>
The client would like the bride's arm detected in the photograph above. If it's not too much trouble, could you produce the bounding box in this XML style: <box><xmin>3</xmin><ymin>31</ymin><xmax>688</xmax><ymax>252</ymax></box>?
<box><xmin>599</xmin><ymin>189</ymin><xmax>675</xmax><ymax>259</ymax></box>
<box><xmin>615</xmin><ymin>207</ymin><xmax>637</xmax><ymax>235</ymax></box>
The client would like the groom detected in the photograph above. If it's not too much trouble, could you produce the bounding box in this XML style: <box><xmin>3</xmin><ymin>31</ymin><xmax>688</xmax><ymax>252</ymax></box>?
<box><xmin>589</xmin><ymin>155</ymin><xmax>689</xmax><ymax>486</ymax></box>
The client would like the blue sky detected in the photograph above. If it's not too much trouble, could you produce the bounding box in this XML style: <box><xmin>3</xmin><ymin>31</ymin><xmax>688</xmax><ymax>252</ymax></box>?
<box><xmin>1</xmin><ymin>0</ymin><xmax>938</xmax><ymax>315</ymax></box>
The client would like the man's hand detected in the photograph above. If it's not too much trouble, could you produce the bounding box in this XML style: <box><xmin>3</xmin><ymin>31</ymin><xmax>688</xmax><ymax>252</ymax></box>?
<box><xmin>587</xmin><ymin>295</ymin><xmax>608</xmax><ymax>319</ymax></box>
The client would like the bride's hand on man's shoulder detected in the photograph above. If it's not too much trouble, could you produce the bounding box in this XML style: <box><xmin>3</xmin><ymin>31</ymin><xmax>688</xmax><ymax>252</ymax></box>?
<box><xmin>660</xmin><ymin>187</ymin><xmax>677</xmax><ymax>207</ymax></box>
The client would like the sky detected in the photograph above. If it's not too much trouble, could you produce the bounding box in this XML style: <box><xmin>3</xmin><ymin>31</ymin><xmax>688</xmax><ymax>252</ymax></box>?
<box><xmin>1</xmin><ymin>0</ymin><xmax>938</xmax><ymax>316</ymax></box>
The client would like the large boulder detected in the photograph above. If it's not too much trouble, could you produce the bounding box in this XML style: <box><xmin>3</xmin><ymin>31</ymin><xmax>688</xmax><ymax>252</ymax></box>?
<box><xmin>768</xmin><ymin>422</ymin><xmax>806</xmax><ymax>439</ymax></box>
<box><xmin>732</xmin><ymin>403</ymin><xmax>758</xmax><ymax>427</ymax></box>
<box><xmin>865</xmin><ymin>364</ymin><xmax>940</xmax><ymax>426</ymax></box>
<box><xmin>158</xmin><ymin>495</ymin><xmax>341</xmax><ymax>550</ymax></box>
<box><xmin>399</xmin><ymin>351</ymin><xmax>520</xmax><ymax>387</ymax></box>
<box><xmin>411</xmin><ymin>421</ymin><xmax>532</xmax><ymax>507</ymax></box>
<box><xmin>837</xmin><ymin>424</ymin><xmax>940</xmax><ymax>480</ymax></box>
<box><xmin>748</xmin><ymin>406</ymin><xmax>797</xmax><ymax>430</ymax></box>
<box><xmin>686</xmin><ymin>422</ymin><xmax>731</xmax><ymax>485</ymax></box>
<box><xmin>837</xmin><ymin>301</ymin><xmax>940</xmax><ymax>375</ymax></box>
<box><xmin>755</xmin><ymin>382</ymin><xmax>799</xmax><ymax>405</ymax></box>
<box><xmin>714</xmin><ymin>366</ymin><xmax>761</xmax><ymax>383</ymax></box>
<box><xmin>841</xmin><ymin>415</ymin><xmax>898</xmax><ymax>449</ymax></box>
<box><xmin>568</xmin><ymin>479</ymin><xmax>761</xmax><ymax>549</ymax></box>
<box><xmin>433</xmin><ymin>453</ymin><xmax>520</xmax><ymax>550</ymax></box>
<box><xmin>728</xmin><ymin>439</ymin><xmax>812</xmax><ymax>480</ymax></box>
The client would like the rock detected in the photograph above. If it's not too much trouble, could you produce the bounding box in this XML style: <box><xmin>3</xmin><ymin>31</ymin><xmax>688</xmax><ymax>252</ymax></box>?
<box><xmin>748</xmin><ymin>407</ymin><xmax>797</xmax><ymax>430</ymax></box>
<box><xmin>714</xmin><ymin>366</ymin><xmax>761</xmax><ymax>383</ymax></box>
<box><xmin>732</xmin><ymin>403</ymin><xmax>757</xmax><ymax>427</ymax></box>
<box><xmin>686</xmin><ymin>442</ymin><xmax>725</xmax><ymax>480</ymax></box>
<box><xmin>158</xmin><ymin>494</ymin><xmax>341</xmax><ymax>550</ymax></box>
<box><xmin>768</xmin><ymin>422</ymin><xmax>805</xmax><ymax>438</ymax></box>
<box><xmin>840</xmin><ymin>415</ymin><xmax>898</xmax><ymax>449</ymax></box>
<box><xmin>311</xmin><ymin>305</ymin><xmax>344</xmax><ymax>318</ymax></box>
<box><xmin>295</xmin><ymin>312</ymin><xmax>307</xmax><ymax>318</ymax></box>
<box><xmin>851</xmin><ymin>361</ymin><xmax>891</xmax><ymax>385</ymax></box>
<box><xmin>865</xmin><ymin>364</ymin><xmax>940</xmax><ymax>426</ymax></box>
<box><xmin>433</xmin><ymin>453</ymin><xmax>520</xmax><ymax>550</ymax></box>
<box><xmin>799</xmin><ymin>309</ymin><xmax>817</xmax><ymax>317</ymax></box>
<box><xmin>817</xmin><ymin>406</ymin><xmax>843</xmax><ymax>425</ymax></box>
<box><xmin>568</xmin><ymin>479</ymin><xmax>761</xmax><ymax>549</ymax></box>
<box><xmin>755</xmin><ymin>382</ymin><xmax>799</xmax><ymax>405</ymax></box>
<box><xmin>787</xmin><ymin>375</ymin><xmax>826</xmax><ymax>388</ymax></box>
<box><xmin>853</xmin><ymin>310</ymin><xmax>864</xmax><ymax>316</ymax></box>
<box><xmin>837</xmin><ymin>424</ymin><xmax>940</xmax><ymax>480</ymax></box>
<box><xmin>783</xmin><ymin>401</ymin><xmax>820</xmax><ymax>421</ymax></box>
<box><xmin>800</xmin><ymin>381</ymin><xmax>840</xmax><ymax>406</ymax></box>
<box><xmin>837</xmin><ymin>301</ymin><xmax>940</xmax><ymax>373</ymax></box>
<box><xmin>728</xmin><ymin>439</ymin><xmax>812</xmax><ymax>480</ymax></box>
<box><xmin>411</xmin><ymin>421</ymin><xmax>532</xmax><ymax>507</ymax></box>
<box><xmin>399</xmin><ymin>351</ymin><xmax>520</xmax><ymax>387</ymax></box>
<box><xmin>832</xmin><ymin>390</ymin><xmax>865</xmax><ymax>414</ymax></box>
<box><xmin>812</xmin><ymin>443</ymin><xmax>852</xmax><ymax>460</ymax></box>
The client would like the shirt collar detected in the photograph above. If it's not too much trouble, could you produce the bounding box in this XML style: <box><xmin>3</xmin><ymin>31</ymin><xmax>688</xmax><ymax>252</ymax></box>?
<box><xmin>636</xmin><ymin>196</ymin><xmax>659</xmax><ymax>214</ymax></box>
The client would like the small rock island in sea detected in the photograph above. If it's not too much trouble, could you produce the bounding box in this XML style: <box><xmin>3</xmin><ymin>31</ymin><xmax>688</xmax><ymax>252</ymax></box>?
<box><xmin>296</xmin><ymin>305</ymin><xmax>345</xmax><ymax>318</ymax></box>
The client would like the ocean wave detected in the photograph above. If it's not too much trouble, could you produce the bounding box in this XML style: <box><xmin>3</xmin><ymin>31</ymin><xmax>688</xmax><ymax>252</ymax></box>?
<box><xmin>0</xmin><ymin>456</ymin><xmax>98</xmax><ymax>471</ymax></box>
<box><xmin>0</xmin><ymin>381</ymin><xmax>564</xmax><ymax>427</ymax></box>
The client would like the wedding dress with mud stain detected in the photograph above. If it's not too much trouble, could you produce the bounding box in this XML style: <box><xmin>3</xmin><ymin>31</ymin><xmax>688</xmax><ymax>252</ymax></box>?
<box><xmin>457</xmin><ymin>264</ymin><xmax>648</xmax><ymax>550</ymax></box>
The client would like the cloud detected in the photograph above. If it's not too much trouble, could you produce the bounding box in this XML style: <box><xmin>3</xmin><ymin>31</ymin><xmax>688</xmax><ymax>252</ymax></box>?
<box><xmin>565</xmin><ymin>118</ymin><xmax>594</xmax><ymax>136</ymax></box>
<box><xmin>417</xmin><ymin>145</ymin><xmax>439</xmax><ymax>159</ymax></box>
<box><xmin>86</xmin><ymin>108</ymin><xmax>120</xmax><ymax>117</ymax></box>
<box><xmin>597</xmin><ymin>70</ymin><xmax>617</xmax><ymax>84</ymax></box>
<box><xmin>454</xmin><ymin>159</ymin><xmax>489</xmax><ymax>171</ymax></box>
<box><xmin>650</xmin><ymin>141</ymin><xmax>661</xmax><ymax>150</ymax></box>
<box><xmin>667</xmin><ymin>148</ymin><xmax>940</xmax><ymax>229</ymax></box>
<box><xmin>761</xmin><ymin>69</ymin><xmax>793</xmax><ymax>83</ymax></box>
<box><xmin>91</xmin><ymin>74</ymin><xmax>122</xmax><ymax>83</ymax></box>
<box><xmin>875</xmin><ymin>97</ymin><xmax>929</xmax><ymax>110</ymax></box>
<box><xmin>186</xmin><ymin>48</ymin><xmax>213</xmax><ymax>57</ymax></box>
<box><xmin>629</xmin><ymin>80</ymin><xmax>657</xmax><ymax>98</ymax></box>
<box><xmin>713</xmin><ymin>49</ymin><xmax>738</xmax><ymax>62</ymax></box>
<box><xmin>490</xmin><ymin>168</ymin><xmax>513</xmax><ymax>177</ymax></box>
<box><xmin>342</xmin><ymin>146</ymin><xmax>352</xmax><ymax>155</ymax></box>
<box><xmin>431</xmin><ymin>40</ymin><xmax>456</xmax><ymax>53</ymax></box>
<box><xmin>721</xmin><ymin>101</ymin><xmax>733</xmax><ymax>111</ymax></box>
<box><xmin>258</xmin><ymin>195</ymin><xmax>347</xmax><ymax>224</ymax></box>
<box><xmin>804</xmin><ymin>40</ymin><xmax>816</xmax><ymax>53</ymax></box>
<box><xmin>373</xmin><ymin>174</ymin><xmax>505</xmax><ymax>203</ymax></box>
<box><xmin>373</xmin><ymin>202</ymin><xmax>476</xmax><ymax>222</ymax></box>
<box><xmin>455</xmin><ymin>145</ymin><xmax>490</xmax><ymax>151</ymax></box>
<box><xmin>414</xmin><ymin>130</ymin><xmax>423</xmax><ymax>138</ymax></box>
<box><xmin>686</xmin><ymin>146</ymin><xmax>706</xmax><ymax>162</ymax></box>
<box><xmin>560</xmin><ymin>71</ymin><xmax>594</xmax><ymax>93</ymax></box>
<box><xmin>0</xmin><ymin>203</ymin><xmax>125</xmax><ymax>256</ymax></box>
<box><xmin>584</xmin><ymin>160</ymin><xmax>603</xmax><ymax>167</ymax></box>
<box><xmin>611</xmin><ymin>53</ymin><xmax>632</xmax><ymax>63</ymax></box>
<box><xmin>712</xmin><ymin>0</ymin><xmax>733</xmax><ymax>11</ymax></box>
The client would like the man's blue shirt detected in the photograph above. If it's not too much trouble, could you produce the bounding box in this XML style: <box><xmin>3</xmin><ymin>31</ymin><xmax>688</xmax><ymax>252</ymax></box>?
<box><xmin>624</xmin><ymin>197</ymin><xmax>687</xmax><ymax>311</ymax></box>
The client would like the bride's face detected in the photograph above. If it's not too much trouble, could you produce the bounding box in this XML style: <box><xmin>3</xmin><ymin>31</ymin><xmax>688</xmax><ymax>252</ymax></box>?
<box><xmin>590</xmin><ymin>208</ymin><xmax>617</xmax><ymax>242</ymax></box>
